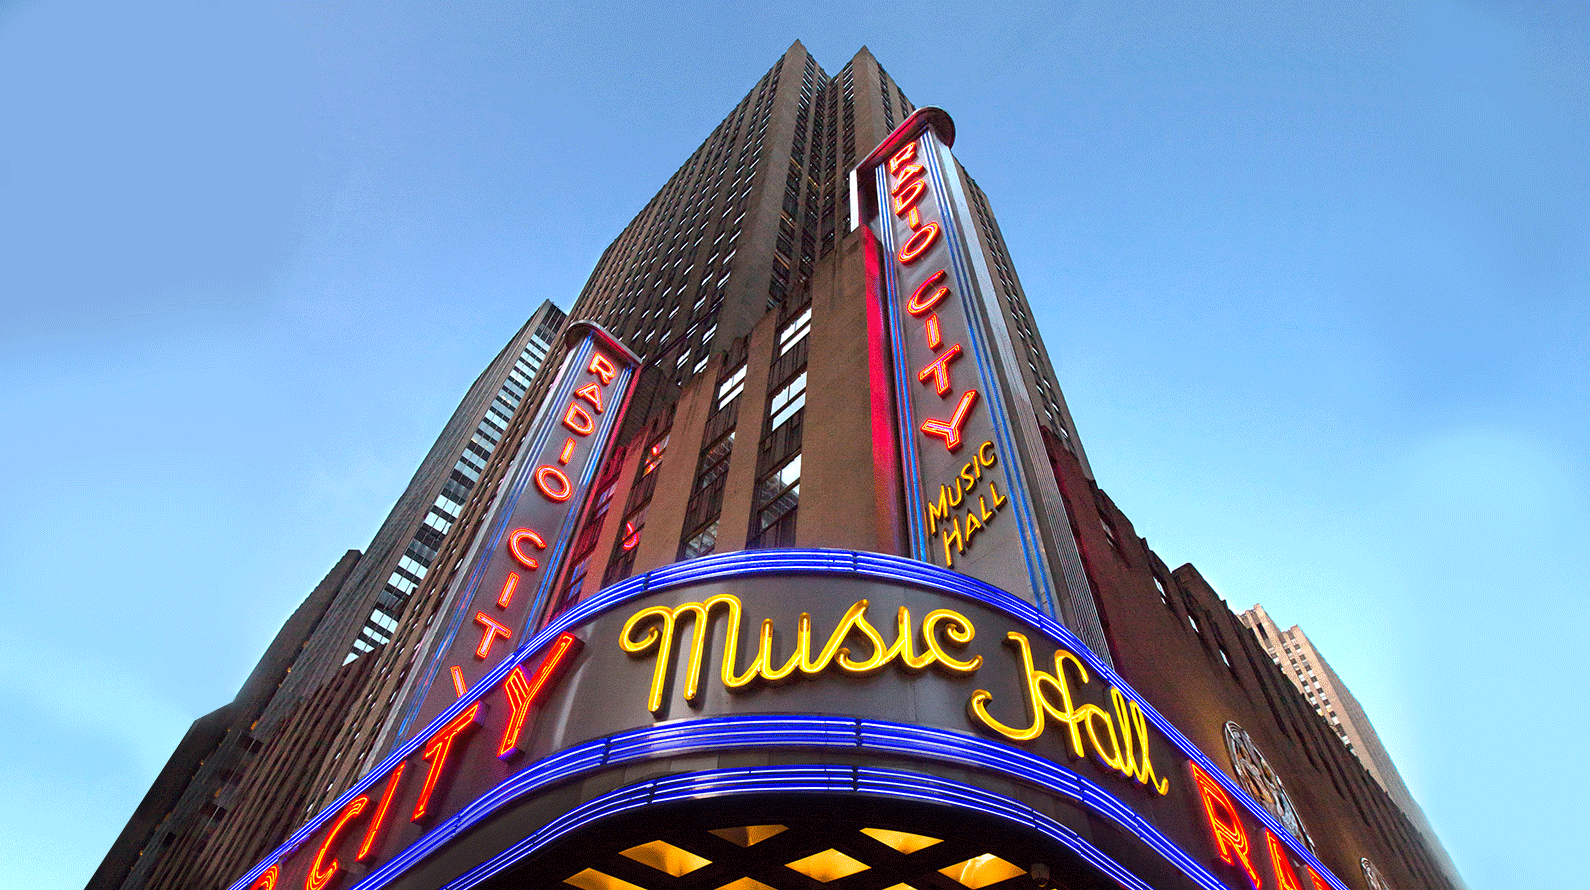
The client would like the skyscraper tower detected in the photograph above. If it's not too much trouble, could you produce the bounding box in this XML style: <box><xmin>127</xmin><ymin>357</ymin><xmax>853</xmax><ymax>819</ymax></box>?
<box><xmin>302</xmin><ymin>42</ymin><xmax>1113</xmax><ymax>808</ymax></box>
<box><xmin>96</xmin><ymin>43</ymin><xmax>1462</xmax><ymax>890</ymax></box>
<box><xmin>1240</xmin><ymin>603</ymin><xmax>1453</xmax><ymax>877</ymax></box>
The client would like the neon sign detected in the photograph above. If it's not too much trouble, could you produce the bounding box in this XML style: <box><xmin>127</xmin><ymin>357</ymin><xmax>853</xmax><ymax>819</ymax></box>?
<box><xmin>620</xmin><ymin>595</ymin><xmax>981</xmax><ymax>715</ymax></box>
<box><xmin>1191</xmin><ymin>761</ymin><xmax>1335</xmax><ymax>890</ymax></box>
<box><xmin>926</xmin><ymin>439</ymin><xmax>1009</xmax><ymax>568</ymax></box>
<box><xmin>398</xmin><ymin>322</ymin><xmax>640</xmax><ymax>739</ymax></box>
<box><xmin>242</xmin><ymin>634</ymin><xmax>581</xmax><ymax>890</ymax></box>
<box><xmin>226</xmin><ymin>550</ymin><xmax>1358</xmax><ymax>890</ymax></box>
<box><xmin>864</xmin><ymin>110</ymin><xmax>1112</xmax><ymax>664</ymax></box>
<box><xmin>968</xmin><ymin>632</ymin><xmax>1169</xmax><ymax>794</ymax></box>
<box><xmin>616</xmin><ymin>594</ymin><xmax>1168</xmax><ymax>796</ymax></box>
<box><xmin>883</xmin><ymin>138</ymin><xmax>981</xmax><ymax>464</ymax></box>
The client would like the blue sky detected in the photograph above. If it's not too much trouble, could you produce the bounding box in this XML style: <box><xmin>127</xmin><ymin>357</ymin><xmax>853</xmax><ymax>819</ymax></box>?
<box><xmin>1</xmin><ymin>3</ymin><xmax>1584</xmax><ymax>889</ymax></box>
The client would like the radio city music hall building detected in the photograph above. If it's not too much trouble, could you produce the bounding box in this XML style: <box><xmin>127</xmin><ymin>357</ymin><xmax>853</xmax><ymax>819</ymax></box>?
<box><xmin>91</xmin><ymin>43</ymin><xmax>1463</xmax><ymax>890</ymax></box>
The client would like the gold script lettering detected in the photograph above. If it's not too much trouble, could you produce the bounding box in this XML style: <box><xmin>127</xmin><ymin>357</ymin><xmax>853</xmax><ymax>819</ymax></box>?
<box><xmin>620</xmin><ymin>597</ymin><xmax>980</xmax><ymax>715</ymax></box>
<box><xmin>968</xmin><ymin>631</ymin><xmax>1169</xmax><ymax>794</ymax></box>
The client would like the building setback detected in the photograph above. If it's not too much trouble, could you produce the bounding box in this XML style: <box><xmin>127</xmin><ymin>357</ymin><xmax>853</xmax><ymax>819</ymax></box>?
<box><xmin>94</xmin><ymin>43</ymin><xmax>1463</xmax><ymax>890</ymax></box>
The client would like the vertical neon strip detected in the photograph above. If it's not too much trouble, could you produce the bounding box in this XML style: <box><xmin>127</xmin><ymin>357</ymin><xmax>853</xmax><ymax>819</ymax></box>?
<box><xmin>863</xmin><ymin>227</ymin><xmax>907</xmax><ymax>556</ymax></box>
<box><xmin>502</xmin><ymin>337</ymin><xmax>600</xmax><ymax>631</ymax></box>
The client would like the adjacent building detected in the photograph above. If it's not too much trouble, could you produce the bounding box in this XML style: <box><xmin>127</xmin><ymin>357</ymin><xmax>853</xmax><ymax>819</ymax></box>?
<box><xmin>92</xmin><ymin>43</ymin><xmax>1462</xmax><ymax>890</ymax></box>
<box><xmin>1239</xmin><ymin>604</ymin><xmax>1456</xmax><ymax>884</ymax></box>
<box><xmin>88</xmin><ymin>301</ymin><xmax>566</xmax><ymax>890</ymax></box>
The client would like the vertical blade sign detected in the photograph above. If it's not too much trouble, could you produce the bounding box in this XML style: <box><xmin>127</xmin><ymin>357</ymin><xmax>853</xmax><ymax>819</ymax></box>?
<box><xmin>863</xmin><ymin>109</ymin><xmax>1111</xmax><ymax>665</ymax></box>
<box><xmin>863</xmin><ymin>109</ymin><xmax>1112</xmax><ymax>658</ymax></box>
<box><xmin>402</xmin><ymin>322</ymin><xmax>640</xmax><ymax>737</ymax></box>
<box><xmin>872</xmin><ymin>125</ymin><xmax>1056</xmax><ymax>609</ymax></box>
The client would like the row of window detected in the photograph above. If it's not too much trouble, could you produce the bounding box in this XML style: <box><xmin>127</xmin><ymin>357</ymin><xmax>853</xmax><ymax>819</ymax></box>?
<box><xmin>569</xmin><ymin>62</ymin><xmax>784</xmax><ymax>386</ymax></box>
<box><xmin>342</xmin><ymin>330</ymin><xmax>552</xmax><ymax>663</ymax></box>
<box><xmin>965</xmin><ymin>179</ymin><xmax>1069</xmax><ymax>437</ymax></box>
<box><xmin>747</xmin><ymin>302</ymin><xmax>810</xmax><ymax>550</ymax></box>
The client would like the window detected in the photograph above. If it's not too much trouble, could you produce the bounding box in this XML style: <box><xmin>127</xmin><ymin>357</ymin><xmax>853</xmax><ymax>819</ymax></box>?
<box><xmin>1099</xmin><ymin>515</ymin><xmax>1119</xmax><ymax>550</ymax></box>
<box><xmin>560</xmin><ymin>557</ymin><xmax>589</xmax><ymax>609</ymax></box>
<box><xmin>643</xmin><ymin>434</ymin><xmax>668</xmax><ymax>475</ymax></box>
<box><xmin>751</xmin><ymin>454</ymin><xmax>800</xmax><ymax>549</ymax></box>
<box><xmin>717</xmin><ymin>364</ymin><xmax>746</xmax><ymax>408</ymax></box>
<box><xmin>682</xmin><ymin>429</ymin><xmax>735</xmax><ymax>540</ymax></box>
<box><xmin>757</xmin><ymin>454</ymin><xmax>801</xmax><ymax>506</ymax></box>
<box><xmin>681</xmin><ymin>520</ymin><xmax>719</xmax><ymax>560</ymax></box>
<box><xmin>695</xmin><ymin>431</ymin><xmax>734</xmax><ymax>490</ymax></box>
<box><xmin>778</xmin><ymin>306</ymin><xmax>811</xmax><ymax>356</ymax></box>
<box><xmin>767</xmin><ymin>371</ymin><xmax>806</xmax><ymax>431</ymax></box>
<box><xmin>620</xmin><ymin>503</ymin><xmax>649</xmax><ymax>553</ymax></box>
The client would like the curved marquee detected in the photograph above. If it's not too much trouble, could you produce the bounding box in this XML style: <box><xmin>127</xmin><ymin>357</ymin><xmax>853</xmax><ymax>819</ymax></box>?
<box><xmin>228</xmin><ymin>550</ymin><xmax>1355</xmax><ymax>890</ymax></box>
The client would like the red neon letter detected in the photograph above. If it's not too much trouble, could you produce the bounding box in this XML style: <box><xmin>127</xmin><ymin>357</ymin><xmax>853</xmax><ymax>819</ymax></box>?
<box><xmin>449</xmin><ymin>665</ymin><xmax>467</xmax><ymax>697</ymax></box>
<box><xmin>1307</xmin><ymin>867</ymin><xmax>1332</xmax><ymax>890</ymax></box>
<box><xmin>497</xmin><ymin>572</ymin><xmax>519</xmax><ymax>608</ymax></box>
<box><xmin>473</xmin><ymin>612</ymin><xmax>512</xmax><ymax>659</ymax></box>
<box><xmin>588</xmin><ymin>353</ymin><xmax>617</xmax><ymax>384</ymax></box>
<box><xmin>1267</xmin><ymin>830</ymin><xmax>1304</xmax><ymax>890</ymax></box>
<box><xmin>250</xmin><ymin>866</ymin><xmax>279</xmax><ymax>890</ymax></box>
<box><xmin>890</xmin><ymin>163</ymin><xmax>925</xmax><ymax>192</ymax></box>
<box><xmin>305</xmin><ymin>795</ymin><xmax>368</xmax><ymax>890</ymax></box>
<box><xmin>898</xmin><ymin>222</ymin><xmax>940</xmax><ymax>264</ymax></box>
<box><xmin>558</xmin><ymin>437</ymin><xmax>576</xmax><ymax>465</ymax></box>
<box><xmin>411</xmin><ymin>703</ymin><xmax>480</xmax><ymax>822</ymax></box>
<box><xmin>621</xmin><ymin>521</ymin><xmax>641</xmax><ymax>551</ymax></box>
<box><xmin>892</xmin><ymin>179</ymin><xmax>926</xmax><ymax>216</ymax></box>
<box><xmin>574</xmin><ymin>382</ymin><xmax>604</xmax><ymax>413</ymax></box>
<box><xmin>498</xmin><ymin>632</ymin><xmax>583</xmax><ymax>759</ymax></box>
<box><xmin>535</xmin><ymin>465</ymin><xmax>572</xmax><ymax>502</ymax></box>
<box><xmin>888</xmin><ymin>141</ymin><xmax>917</xmax><ymax>174</ymax></box>
<box><xmin>924</xmin><ymin>314</ymin><xmax>942</xmax><ymax>349</ymax></box>
<box><xmin>357</xmin><ymin>763</ymin><xmax>406</xmax><ymax>862</ymax></box>
<box><xmin>508</xmin><ymin>529</ymin><xmax>545</xmax><ymax>570</ymax></box>
<box><xmin>906</xmin><ymin>269</ymin><xmax>950</xmax><ymax>315</ymax></box>
<box><xmin>917</xmin><ymin>343</ymin><xmax>964</xmax><ymax>396</ymax></box>
<box><xmin>563</xmin><ymin>403</ymin><xmax>594</xmax><ymax>435</ymax></box>
<box><xmin>920</xmin><ymin>389</ymin><xmax>978</xmax><ymax>452</ymax></box>
<box><xmin>1190</xmin><ymin>763</ymin><xmax>1261</xmax><ymax>890</ymax></box>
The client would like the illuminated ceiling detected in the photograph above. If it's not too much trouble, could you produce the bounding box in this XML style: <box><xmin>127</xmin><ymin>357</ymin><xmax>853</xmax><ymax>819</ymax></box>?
<box><xmin>479</xmin><ymin>804</ymin><xmax>1117</xmax><ymax>890</ymax></box>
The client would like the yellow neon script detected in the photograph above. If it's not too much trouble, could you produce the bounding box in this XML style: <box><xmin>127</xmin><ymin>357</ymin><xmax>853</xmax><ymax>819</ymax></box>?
<box><xmin>969</xmin><ymin>632</ymin><xmax>1169</xmax><ymax>795</ymax></box>
<box><xmin>927</xmin><ymin>440</ymin><xmax>1008</xmax><ymax>568</ymax></box>
<box><xmin>620</xmin><ymin>595</ymin><xmax>982</xmax><ymax>715</ymax></box>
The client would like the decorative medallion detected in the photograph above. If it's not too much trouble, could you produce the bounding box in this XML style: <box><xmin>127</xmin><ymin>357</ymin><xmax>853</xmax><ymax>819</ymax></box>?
<box><xmin>1223</xmin><ymin>721</ymin><xmax>1315</xmax><ymax>852</ymax></box>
